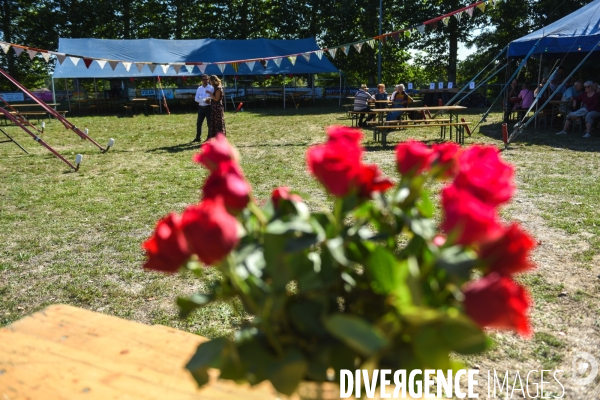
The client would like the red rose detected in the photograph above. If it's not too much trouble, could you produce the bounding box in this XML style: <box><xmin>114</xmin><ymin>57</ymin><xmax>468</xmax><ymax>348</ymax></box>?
<box><xmin>306</xmin><ymin>141</ymin><xmax>363</xmax><ymax>197</ymax></box>
<box><xmin>454</xmin><ymin>146</ymin><xmax>515</xmax><ymax>207</ymax></box>
<box><xmin>395</xmin><ymin>140</ymin><xmax>432</xmax><ymax>176</ymax></box>
<box><xmin>478</xmin><ymin>223</ymin><xmax>536</xmax><ymax>275</ymax></box>
<box><xmin>193</xmin><ymin>133</ymin><xmax>239</xmax><ymax>172</ymax></box>
<box><xmin>431</xmin><ymin>142</ymin><xmax>461</xmax><ymax>179</ymax></box>
<box><xmin>356</xmin><ymin>164</ymin><xmax>394</xmax><ymax>198</ymax></box>
<box><xmin>463</xmin><ymin>272</ymin><xmax>532</xmax><ymax>337</ymax></box>
<box><xmin>203</xmin><ymin>162</ymin><xmax>251</xmax><ymax>212</ymax></box>
<box><xmin>181</xmin><ymin>197</ymin><xmax>239</xmax><ymax>266</ymax></box>
<box><xmin>326</xmin><ymin>125</ymin><xmax>363</xmax><ymax>146</ymax></box>
<box><xmin>441</xmin><ymin>185</ymin><xmax>502</xmax><ymax>245</ymax></box>
<box><xmin>142</xmin><ymin>213</ymin><xmax>191</xmax><ymax>273</ymax></box>
<box><xmin>272</xmin><ymin>186</ymin><xmax>303</xmax><ymax>208</ymax></box>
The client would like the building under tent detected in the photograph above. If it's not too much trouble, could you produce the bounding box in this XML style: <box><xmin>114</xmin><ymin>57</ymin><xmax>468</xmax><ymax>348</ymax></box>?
<box><xmin>51</xmin><ymin>37</ymin><xmax>341</xmax><ymax>109</ymax></box>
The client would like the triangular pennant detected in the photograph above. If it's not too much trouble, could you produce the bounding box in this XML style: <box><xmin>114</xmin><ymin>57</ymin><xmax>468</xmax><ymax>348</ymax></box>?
<box><xmin>341</xmin><ymin>46</ymin><xmax>349</xmax><ymax>55</ymax></box>
<box><xmin>259</xmin><ymin>59</ymin><xmax>268</xmax><ymax>69</ymax></box>
<box><xmin>477</xmin><ymin>2</ymin><xmax>486</xmax><ymax>13</ymax></box>
<box><xmin>432</xmin><ymin>21</ymin><xmax>438</xmax><ymax>29</ymax></box>
<box><xmin>287</xmin><ymin>56</ymin><xmax>296</xmax><ymax>65</ymax></box>
<box><xmin>454</xmin><ymin>12</ymin><xmax>462</xmax><ymax>22</ymax></box>
<box><xmin>160</xmin><ymin>64</ymin><xmax>169</xmax><ymax>74</ymax></box>
<box><xmin>51</xmin><ymin>52</ymin><xmax>67</xmax><ymax>65</ymax></box>
<box><xmin>27</xmin><ymin>49</ymin><xmax>37</xmax><ymax>60</ymax></box>
<box><xmin>315</xmin><ymin>50</ymin><xmax>324</xmax><ymax>59</ymax></box>
<box><xmin>217</xmin><ymin>63</ymin><xmax>226</xmax><ymax>73</ymax></box>
<box><xmin>83</xmin><ymin>58</ymin><xmax>93</xmax><ymax>68</ymax></box>
<box><xmin>367</xmin><ymin>39</ymin><xmax>376</xmax><ymax>49</ymax></box>
<box><xmin>122</xmin><ymin>62</ymin><xmax>132</xmax><ymax>72</ymax></box>
<box><xmin>40</xmin><ymin>51</ymin><xmax>51</xmax><ymax>62</ymax></box>
<box><xmin>417</xmin><ymin>25</ymin><xmax>426</xmax><ymax>34</ymax></box>
<box><xmin>392</xmin><ymin>32</ymin><xmax>400</xmax><ymax>42</ymax></box>
<box><xmin>492</xmin><ymin>0</ymin><xmax>497</xmax><ymax>7</ymax></box>
<box><xmin>246</xmin><ymin>61</ymin><xmax>256</xmax><ymax>71</ymax></box>
<box><xmin>96</xmin><ymin>60</ymin><xmax>107</xmax><ymax>69</ymax></box>
<box><xmin>13</xmin><ymin>47</ymin><xmax>24</xmax><ymax>57</ymax></box>
<box><xmin>353</xmin><ymin>43</ymin><xmax>363</xmax><ymax>53</ymax></box>
<box><xmin>231</xmin><ymin>62</ymin><xmax>239</xmax><ymax>72</ymax></box>
<box><xmin>0</xmin><ymin>42</ymin><xmax>10</xmax><ymax>54</ymax></box>
<box><xmin>136</xmin><ymin>63</ymin><xmax>145</xmax><ymax>72</ymax></box>
<box><xmin>185</xmin><ymin>65</ymin><xmax>194</xmax><ymax>73</ymax></box>
<box><xmin>328</xmin><ymin>48</ymin><xmax>337</xmax><ymax>59</ymax></box>
<box><xmin>69</xmin><ymin>56</ymin><xmax>80</xmax><ymax>66</ymax></box>
<box><xmin>302</xmin><ymin>52</ymin><xmax>311</xmax><ymax>61</ymax></box>
<box><xmin>466</xmin><ymin>7</ymin><xmax>474</xmax><ymax>18</ymax></box>
<box><xmin>442</xmin><ymin>17</ymin><xmax>450</xmax><ymax>26</ymax></box>
<box><xmin>109</xmin><ymin>60</ymin><xmax>119</xmax><ymax>71</ymax></box>
<box><xmin>273</xmin><ymin>58</ymin><xmax>282</xmax><ymax>67</ymax></box>
<box><xmin>172</xmin><ymin>64</ymin><xmax>182</xmax><ymax>74</ymax></box>
<box><xmin>198</xmin><ymin>64</ymin><xmax>207</xmax><ymax>74</ymax></box>
<box><xmin>148</xmin><ymin>63</ymin><xmax>157</xmax><ymax>73</ymax></box>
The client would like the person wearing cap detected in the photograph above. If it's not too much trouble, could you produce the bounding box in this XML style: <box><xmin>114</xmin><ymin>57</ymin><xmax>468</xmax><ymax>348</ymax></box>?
<box><xmin>354</xmin><ymin>84</ymin><xmax>376</xmax><ymax>127</ymax></box>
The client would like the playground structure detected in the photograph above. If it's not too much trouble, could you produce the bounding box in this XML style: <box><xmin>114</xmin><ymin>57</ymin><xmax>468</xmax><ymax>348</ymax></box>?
<box><xmin>0</xmin><ymin>67</ymin><xmax>114</xmax><ymax>171</ymax></box>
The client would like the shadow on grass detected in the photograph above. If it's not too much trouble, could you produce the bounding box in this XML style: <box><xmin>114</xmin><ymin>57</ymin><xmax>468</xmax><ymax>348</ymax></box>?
<box><xmin>146</xmin><ymin>141</ymin><xmax>202</xmax><ymax>154</ymax></box>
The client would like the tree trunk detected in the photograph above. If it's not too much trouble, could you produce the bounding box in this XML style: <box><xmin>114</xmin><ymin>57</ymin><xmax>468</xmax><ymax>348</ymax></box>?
<box><xmin>448</xmin><ymin>19</ymin><xmax>458</xmax><ymax>84</ymax></box>
<box><xmin>1</xmin><ymin>0</ymin><xmax>15</xmax><ymax>75</ymax></box>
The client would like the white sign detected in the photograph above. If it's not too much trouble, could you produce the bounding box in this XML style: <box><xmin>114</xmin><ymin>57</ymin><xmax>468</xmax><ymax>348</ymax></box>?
<box><xmin>438</xmin><ymin>82</ymin><xmax>444</xmax><ymax>89</ymax></box>
<box><xmin>0</xmin><ymin>92</ymin><xmax>25</xmax><ymax>102</ymax></box>
<box><xmin>448</xmin><ymin>82</ymin><xmax>453</xmax><ymax>89</ymax></box>
<box><xmin>407</xmin><ymin>83</ymin><xmax>413</xmax><ymax>90</ymax></box>
<box><xmin>469</xmin><ymin>81</ymin><xmax>475</xmax><ymax>90</ymax></box>
<box><xmin>429</xmin><ymin>83</ymin><xmax>435</xmax><ymax>89</ymax></box>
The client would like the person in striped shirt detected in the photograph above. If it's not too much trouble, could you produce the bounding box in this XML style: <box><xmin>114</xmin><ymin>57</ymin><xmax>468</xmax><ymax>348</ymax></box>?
<box><xmin>354</xmin><ymin>84</ymin><xmax>376</xmax><ymax>127</ymax></box>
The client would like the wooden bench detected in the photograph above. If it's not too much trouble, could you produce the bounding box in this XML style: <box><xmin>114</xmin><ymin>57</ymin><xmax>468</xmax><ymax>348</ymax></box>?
<box><xmin>12</xmin><ymin>111</ymin><xmax>49</xmax><ymax>123</ymax></box>
<box><xmin>375</xmin><ymin>121</ymin><xmax>471</xmax><ymax>147</ymax></box>
<box><xmin>348</xmin><ymin>111</ymin><xmax>378</xmax><ymax>127</ymax></box>
<box><xmin>124</xmin><ymin>105</ymin><xmax>133</xmax><ymax>116</ymax></box>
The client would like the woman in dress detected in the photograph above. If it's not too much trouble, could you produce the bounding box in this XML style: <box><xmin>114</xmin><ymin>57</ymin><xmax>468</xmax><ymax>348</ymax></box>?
<box><xmin>206</xmin><ymin>75</ymin><xmax>226</xmax><ymax>139</ymax></box>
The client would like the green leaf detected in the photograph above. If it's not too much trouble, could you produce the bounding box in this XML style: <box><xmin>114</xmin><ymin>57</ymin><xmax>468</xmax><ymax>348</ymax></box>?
<box><xmin>263</xmin><ymin>233</ymin><xmax>292</xmax><ymax>289</ymax></box>
<box><xmin>186</xmin><ymin>337</ymin><xmax>228</xmax><ymax>387</ymax></box>
<box><xmin>436</xmin><ymin>246</ymin><xmax>478</xmax><ymax>279</ymax></box>
<box><xmin>442</xmin><ymin>314</ymin><xmax>489</xmax><ymax>355</ymax></box>
<box><xmin>326</xmin><ymin>237</ymin><xmax>350</xmax><ymax>266</ymax></box>
<box><xmin>266</xmin><ymin>219</ymin><xmax>314</xmax><ymax>235</ymax></box>
<box><xmin>284</xmin><ymin>233</ymin><xmax>319</xmax><ymax>252</ymax></box>
<box><xmin>366</xmin><ymin>247</ymin><xmax>401</xmax><ymax>295</ymax></box>
<box><xmin>289</xmin><ymin>300</ymin><xmax>328</xmax><ymax>336</ymax></box>
<box><xmin>409</xmin><ymin>217</ymin><xmax>436</xmax><ymax>239</ymax></box>
<box><xmin>177</xmin><ymin>293</ymin><xmax>213</xmax><ymax>318</ymax></box>
<box><xmin>324</xmin><ymin>314</ymin><xmax>389</xmax><ymax>357</ymax></box>
<box><xmin>413</xmin><ymin>325</ymin><xmax>451</xmax><ymax>370</ymax></box>
<box><xmin>267</xmin><ymin>348</ymin><xmax>308</xmax><ymax>396</ymax></box>
<box><xmin>418</xmin><ymin>189</ymin><xmax>434</xmax><ymax>218</ymax></box>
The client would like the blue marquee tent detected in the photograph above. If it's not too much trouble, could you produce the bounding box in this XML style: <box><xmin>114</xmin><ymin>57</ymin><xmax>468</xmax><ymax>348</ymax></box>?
<box><xmin>509</xmin><ymin>0</ymin><xmax>600</xmax><ymax>57</ymax></box>
<box><xmin>52</xmin><ymin>37</ymin><xmax>339</xmax><ymax>78</ymax></box>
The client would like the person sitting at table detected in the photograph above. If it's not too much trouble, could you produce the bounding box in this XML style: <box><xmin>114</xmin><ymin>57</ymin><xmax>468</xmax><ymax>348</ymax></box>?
<box><xmin>504</xmin><ymin>79</ymin><xmax>519</xmax><ymax>122</ymax></box>
<box><xmin>353</xmin><ymin>84</ymin><xmax>376</xmax><ymax>127</ymax></box>
<box><xmin>374</xmin><ymin>84</ymin><xmax>388</xmax><ymax>102</ymax></box>
<box><xmin>511</xmin><ymin>82</ymin><xmax>534</xmax><ymax>119</ymax></box>
<box><xmin>386</xmin><ymin>84</ymin><xmax>412</xmax><ymax>121</ymax></box>
<box><xmin>549</xmin><ymin>65</ymin><xmax>566</xmax><ymax>93</ymax></box>
<box><xmin>556</xmin><ymin>80</ymin><xmax>600</xmax><ymax>138</ymax></box>
<box><xmin>560</xmin><ymin>80</ymin><xmax>582</xmax><ymax>114</ymax></box>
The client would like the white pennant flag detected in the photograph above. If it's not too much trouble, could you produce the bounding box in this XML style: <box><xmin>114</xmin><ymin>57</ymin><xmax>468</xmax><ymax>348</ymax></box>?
<box><xmin>366</xmin><ymin>39</ymin><xmax>375</xmax><ymax>48</ymax></box>
<box><xmin>96</xmin><ymin>60</ymin><xmax>107</xmax><ymax>69</ymax></box>
<box><xmin>466</xmin><ymin>7</ymin><xmax>474</xmax><ymax>17</ymax></box>
<box><xmin>160</xmin><ymin>64</ymin><xmax>169</xmax><ymax>74</ymax></box>
<box><xmin>40</xmin><ymin>52</ymin><xmax>51</xmax><ymax>62</ymax></box>
<box><xmin>273</xmin><ymin>58</ymin><xmax>282</xmax><ymax>67</ymax></box>
<box><xmin>69</xmin><ymin>56</ymin><xmax>80</xmax><ymax>66</ymax></box>
<box><xmin>122</xmin><ymin>62</ymin><xmax>132</xmax><ymax>71</ymax></box>
<box><xmin>246</xmin><ymin>61</ymin><xmax>256</xmax><ymax>71</ymax></box>
<box><xmin>302</xmin><ymin>52</ymin><xmax>311</xmax><ymax>62</ymax></box>
<box><xmin>172</xmin><ymin>64</ymin><xmax>182</xmax><ymax>74</ymax></box>
<box><xmin>455</xmin><ymin>12</ymin><xmax>462</xmax><ymax>22</ymax></box>
<box><xmin>492</xmin><ymin>0</ymin><xmax>497</xmax><ymax>7</ymax></box>
<box><xmin>288</xmin><ymin>55</ymin><xmax>296</xmax><ymax>65</ymax></box>
<box><xmin>148</xmin><ymin>64</ymin><xmax>157</xmax><ymax>73</ymax></box>
<box><xmin>217</xmin><ymin>63</ymin><xmax>226</xmax><ymax>73</ymax></box>
<box><xmin>13</xmin><ymin>47</ymin><xmax>24</xmax><ymax>57</ymax></box>
<box><xmin>0</xmin><ymin>42</ymin><xmax>10</xmax><ymax>54</ymax></box>
<box><xmin>185</xmin><ymin>65</ymin><xmax>194</xmax><ymax>73</ymax></box>
<box><xmin>135</xmin><ymin>63</ymin><xmax>145</xmax><ymax>72</ymax></box>
<box><xmin>51</xmin><ymin>52</ymin><xmax>67</xmax><ymax>65</ymax></box>
<box><xmin>328</xmin><ymin>48</ymin><xmax>337</xmax><ymax>59</ymax></box>
<box><xmin>417</xmin><ymin>25</ymin><xmax>426</xmax><ymax>34</ymax></box>
<box><xmin>315</xmin><ymin>50</ymin><xmax>324</xmax><ymax>59</ymax></box>
<box><xmin>27</xmin><ymin>49</ymin><xmax>37</xmax><ymax>60</ymax></box>
<box><xmin>198</xmin><ymin>64</ymin><xmax>207</xmax><ymax>74</ymax></box>
<box><xmin>342</xmin><ymin>46</ymin><xmax>349</xmax><ymax>55</ymax></box>
<box><xmin>353</xmin><ymin>43</ymin><xmax>363</xmax><ymax>53</ymax></box>
<box><xmin>108</xmin><ymin>60</ymin><xmax>119</xmax><ymax>70</ymax></box>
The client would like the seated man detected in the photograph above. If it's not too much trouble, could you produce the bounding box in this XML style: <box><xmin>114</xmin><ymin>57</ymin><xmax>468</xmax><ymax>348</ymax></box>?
<box><xmin>549</xmin><ymin>65</ymin><xmax>566</xmax><ymax>93</ymax></box>
<box><xmin>556</xmin><ymin>81</ymin><xmax>600</xmax><ymax>138</ymax></box>
<box><xmin>353</xmin><ymin>84</ymin><xmax>375</xmax><ymax>127</ymax></box>
<box><xmin>560</xmin><ymin>81</ymin><xmax>582</xmax><ymax>113</ymax></box>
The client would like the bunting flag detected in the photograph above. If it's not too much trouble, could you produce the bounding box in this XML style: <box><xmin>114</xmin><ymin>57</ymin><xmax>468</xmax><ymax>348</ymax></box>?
<box><xmin>172</xmin><ymin>64</ymin><xmax>183</xmax><ymax>74</ymax></box>
<box><xmin>302</xmin><ymin>52</ymin><xmax>311</xmax><ymax>61</ymax></box>
<box><xmin>367</xmin><ymin>39</ymin><xmax>376</xmax><ymax>48</ymax></box>
<box><xmin>259</xmin><ymin>59</ymin><xmax>267</xmax><ymax>69</ymax></box>
<box><xmin>328</xmin><ymin>48</ymin><xmax>337</xmax><ymax>59</ymax></box>
<box><xmin>392</xmin><ymin>32</ymin><xmax>400</xmax><ymax>42</ymax></box>
<box><xmin>13</xmin><ymin>47</ymin><xmax>24</xmax><ymax>57</ymax></box>
<box><xmin>27</xmin><ymin>49</ymin><xmax>37</xmax><ymax>60</ymax></box>
<box><xmin>0</xmin><ymin>42</ymin><xmax>10</xmax><ymax>54</ymax></box>
<box><xmin>136</xmin><ymin>63</ymin><xmax>145</xmax><ymax>72</ymax></box>
<box><xmin>123</xmin><ymin>62</ymin><xmax>132</xmax><ymax>72</ymax></box>
<box><xmin>288</xmin><ymin>56</ymin><xmax>296</xmax><ymax>65</ymax></box>
<box><xmin>148</xmin><ymin>63</ymin><xmax>158</xmax><ymax>73</ymax></box>
<box><xmin>185</xmin><ymin>65</ymin><xmax>194</xmax><ymax>73</ymax></box>
<box><xmin>273</xmin><ymin>58</ymin><xmax>282</xmax><ymax>67</ymax></box>
<box><xmin>492</xmin><ymin>0</ymin><xmax>497</xmax><ymax>7</ymax></box>
<box><xmin>466</xmin><ymin>7</ymin><xmax>474</xmax><ymax>18</ymax></box>
<box><xmin>477</xmin><ymin>2</ymin><xmax>486</xmax><ymax>12</ymax></box>
<box><xmin>246</xmin><ymin>61</ymin><xmax>256</xmax><ymax>71</ymax></box>
<box><xmin>160</xmin><ymin>64</ymin><xmax>169</xmax><ymax>73</ymax></box>
<box><xmin>455</xmin><ymin>12</ymin><xmax>462</xmax><ymax>22</ymax></box>
<box><xmin>83</xmin><ymin>58</ymin><xmax>94</xmax><ymax>68</ymax></box>
<box><xmin>417</xmin><ymin>25</ymin><xmax>426</xmax><ymax>35</ymax></box>
<box><xmin>432</xmin><ymin>21</ymin><xmax>438</xmax><ymax>29</ymax></box>
<box><xmin>442</xmin><ymin>17</ymin><xmax>450</xmax><ymax>26</ymax></box>
<box><xmin>315</xmin><ymin>50</ymin><xmax>324</xmax><ymax>59</ymax></box>
<box><xmin>353</xmin><ymin>43</ymin><xmax>363</xmax><ymax>53</ymax></box>
<box><xmin>217</xmin><ymin>63</ymin><xmax>226</xmax><ymax>73</ymax></box>
<box><xmin>41</xmin><ymin>51</ymin><xmax>51</xmax><ymax>62</ymax></box>
<box><xmin>109</xmin><ymin>60</ymin><xmax>119</xmax><ymax>70</ymax></box>
<box><xmin>231</xmin><ymin>62</ymin><xmax>239</xmax><ymax>72</ymax></box>
<box><xmin>69</xmin><ymin>56</ymin><xmax>80</xmax><ymax>66</ymax></box>
<box><xmin>96</xmin><ymin>60</ymin><xmax>107</xmax><ymax>69</ymax></box>
<box><xmin>51</xmin><ymin>52</ymin><xmax>67</xmax><ymax>65</ymax></box>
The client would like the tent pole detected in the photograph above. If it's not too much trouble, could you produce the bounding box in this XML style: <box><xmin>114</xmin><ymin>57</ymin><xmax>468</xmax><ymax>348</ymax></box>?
<box><xmin>535</xmin><ymin>52</ymin><xmax>543</xmax><ymax>129</ymax></box>
<box><xmin>94</xmin><ymin>78</ymin><xmax>97</xmax><ymax>99</ymax></box>
<box><xmin>283</xmin><ymin>75</ymin><xmax>286</xmax><ymax>109</ymax></box>
<box><xmin>51</xmin><ymin>77</ymin><xmax>56</xmax><ymax>105</ymax></box>
<box><xmin>65</xmin><ymin>79</ymin><xmax>71</xmax><ymax>113</ymax></box>
<box><xmin>339</xmin><ymin>73</ymin><xmax>341</xmax><ymax>107</ymax></box>
<box><xmin>154</xmin><ymin>76</ymin><xmax>161</xmax><ymax>114</ymax></box>
<box><xmin>312</xmin><ymin>74</ymin><xmax>315</xmax><ymax>104</ymax></box>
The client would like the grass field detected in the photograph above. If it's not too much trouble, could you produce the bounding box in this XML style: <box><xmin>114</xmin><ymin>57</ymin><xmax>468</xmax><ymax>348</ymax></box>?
<box><xmin>1</xmin><ymin>103</ymin><xmax>599</xmax><ymax>397</ymax></box>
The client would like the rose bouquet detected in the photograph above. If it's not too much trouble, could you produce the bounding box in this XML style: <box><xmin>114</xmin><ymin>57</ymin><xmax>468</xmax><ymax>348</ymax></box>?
<box><xmin>142</xmin><ymin>127</ymin><xmax>535</xmax><ymax>397</ymax></box>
